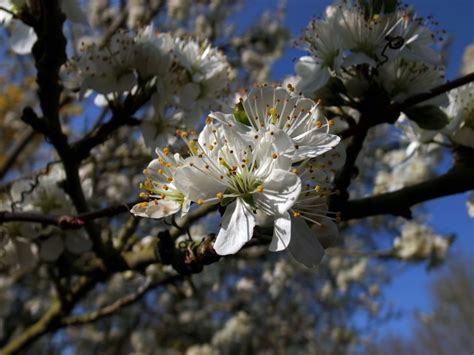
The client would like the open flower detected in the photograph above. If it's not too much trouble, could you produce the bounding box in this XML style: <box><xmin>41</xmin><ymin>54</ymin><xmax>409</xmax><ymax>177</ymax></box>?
<box><xmin>131</xmin><ymin>148</ymin><xmax>190</xmax><ymax>219</ymax></box>
<box><xmin>66</xmin><ymin>32</ymin><xmax>137</xmax><ymax>96</ymax></box>
<box><xmin>212</xmin><ymin>85</ymin><xmax>340</xmax><ymax>162</ymax></box>
<box><xmin>298</xmin><ymin>12</ymin><xmax>344</xmax><ymax>93</ymax></box>
<box><xmin>174</xmin><ymin>122</ymin><xmax>301</xmax><ymax>255</ymax></box>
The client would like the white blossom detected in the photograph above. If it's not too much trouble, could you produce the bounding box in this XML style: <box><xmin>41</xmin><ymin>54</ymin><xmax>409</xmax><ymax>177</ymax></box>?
<box><xmin>131</xmin><ymin>148</ymin><xmax>190</xmax><ymax>219</ymax></box>
<box><xmin>375</xmin><ymin>59</ymin><xmax>447</xmax><ymax>104</ymax></box>
<box><xmin>467</xmin><ymin>192</ymin><xmax>474</xmax><ymax>218</ymax></box>
<box><xmin>443</xmin><ymin>82</ymin><xmax>474</xmax><ymax>148</ymax></box>
<box><xmin>174</xmin><ymin>122</ymin><xmax>301</xmax><ymax>255</ymax></box>
<box><xmin>212</xmin><ymin>85</ymin><xmax>340</xmax><ymax>162</ymax></box>
<box><xmin>393</xmin><ymin>221</ymin><xmax>450</xmax><ymax>261</ymax></box>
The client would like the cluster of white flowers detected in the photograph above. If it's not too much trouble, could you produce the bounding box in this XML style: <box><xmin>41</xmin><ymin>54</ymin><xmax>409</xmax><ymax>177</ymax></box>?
<box><xmin>131</xmin><ymin>85</ymin><xmax>344</xmax><ymax>267</ymax></box>
<box><xmin>66</xmin><ymin>26</ymin><xmax>233</xmax><ymax>149</ymax></box>
<box><xmin>393</xmin><ymin>221</ymin><xmax>450</xmax><ymax>261</ymax></box>
<box><xmin>0</xmin><ymin>166</ymin><xmax>92</xmax><ymax>271</ymax></box>
<box><xmin>373</xmin><ymin>148</ymin><xmax>435</xmax><ymax>194</ymax></box>
<box><xmin>296</xmin><ymin>0</ymin><xmax>446</xmax><ymax>105</ymax></box>
<box><xmin>0</xmin><ymin>0</ymin><xmax>87</xmax><ymax>55</ymax></box>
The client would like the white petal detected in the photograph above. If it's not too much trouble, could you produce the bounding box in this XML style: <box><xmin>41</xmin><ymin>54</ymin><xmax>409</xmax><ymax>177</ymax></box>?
<box><xmin>12</xmin><ymin>238</ymin><xmax>37</xmax><ymax>270</ymax></box>
<box><xmin>466</xmin><ymin>192</ymin><xmax>474</xmax><ymax>218</ymax></box>
<box><xmin>295</xmin><ymin>56</ymin><xmax>331</xmax><ymax>94</ymax></box>
<box><xmin>214</xmin><ymin>199</ymin><xmax>255</xmax><ymax>255</ymax></box>
<box><xmin>65</xmin><ymin>232</ymin><xmax>92</xmax><ymax>254</ymax></box>
<box><xmin>39</xmin><ymin>235</ymin><xmax>65</xmax><ymax>261</ymax></box>
<box><xmin>293</xmin><ymin>133</ymin><xmax>341</xmax><ymax>160</ymax></box>
<box><xmin>288</xmin><ymin>217</ymin><xmax>324</xmax><ymax>268</ymax></box>
<box><xmin>174</xmin><ymin>157</ymin><xmax>227</xmax><ymax>201</ymax></box>
<box><xmin>131</xmin><ymin>199</ymin><xmax>181</xmax><ymax>219</ymax></box>
<box><xmin>254</xmin><ymin>169</ymin><xmax>301</xmax><ymax>216</ymax></box>
<box><xmin>269</xmin><ymin>212</ymin><xmax>291</xmax><ymax>252</ymax></box>
<box><xmin>343</xmin><ymin>52</ymin><xmax>377</xmax><ymax>67</ymax></box>
<box><xmin>9</xmin><ymin>21</ymin><xmax>37</xmax><ymax>55</ymax></box>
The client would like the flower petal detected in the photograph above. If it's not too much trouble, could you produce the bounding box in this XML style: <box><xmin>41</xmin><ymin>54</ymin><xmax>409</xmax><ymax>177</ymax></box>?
<box><xmin>293</xmin><ymin>133</ymin><xmax>341</xmax><ymax>161</ymax></box>
<box><xmin>254</xmin><ymin>169</ymin><xmax>301</xmax><ymax>216</ymax></box>
<box><xmin>214</xmin><ymin>199</ymin><xmax>255</xmax><ymax>255</ymax></box>
<box><xmin>9</xmin><ymin>21</ymin><xmax>37</xmax><ymax>55</ymax></box>
<box><xmin>288</xmin><ymin>217</ymin><xmax>324</xmax><ymax>267</ymax></box>
<box><xmin>130</xmin><ymin>199</ymin><xmax>181</xmax><ymax>219</ymax></box>
<box><xmin>174</xmin><ymin>157</ymin><xmax>227</xmax><ymax>201</ymax></box>
<box><xmin>269</xmin><ymin>212</ymin><xmax>291</xmax><ymax>252</ymax></box>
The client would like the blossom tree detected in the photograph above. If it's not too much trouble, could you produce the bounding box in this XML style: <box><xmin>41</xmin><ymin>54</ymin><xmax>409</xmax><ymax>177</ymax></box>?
<box><xmin>0</xmin><ymin>0</ymin><xmax>473</xmax><ymax>353</ymax></box>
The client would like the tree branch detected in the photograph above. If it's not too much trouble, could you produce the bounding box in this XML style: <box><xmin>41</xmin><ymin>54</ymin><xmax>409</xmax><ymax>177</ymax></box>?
<box><xmin>397</xmin><ymin>72</ymin><xmax>474</xmax><ymax>110</ymax></box>
<box><xmin>0</xmin><ymin>199</ymin><xmax>141</xmax><ymax>228</ymax></box>
<box><xmin>0</xmin><ymin>277</ymin><xmax>98</xmax><ymax>355</ymax></box>
<box><xmin>71</xmin><ymin>93</ymin><xmax>150</xmax><ymax>162</ymax></box>
<box><xmin>342</xmin><ymin>165</ymin><xmax>474</xmax><ymax>220</ymax></box>
<box><xmin>60</xmin><ymin>276</ymin><xmax>180</xmax><ymax>326</ymax></box>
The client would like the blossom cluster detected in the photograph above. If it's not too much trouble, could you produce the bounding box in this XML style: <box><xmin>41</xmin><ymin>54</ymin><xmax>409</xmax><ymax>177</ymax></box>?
<box><xmin>131</xmin><ymin>85</ymin><xmax>345</xmax><ymax>267</ymax></box>
<box><xmin>296</xmin><ymin>0</ymin><xmax>446</xmax><ymax>102</ymax></box>
<box><xmin>65</xmin><ymin>26</ymin><xmax>233</xmax><ymax>149</ymax></box>
<box><xmin>0</xmin><ymin>166</ymin><xmax>92</xmax><ymax>271</ymax></box>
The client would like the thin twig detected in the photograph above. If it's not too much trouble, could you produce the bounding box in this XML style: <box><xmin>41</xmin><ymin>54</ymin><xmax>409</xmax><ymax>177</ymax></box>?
<box><xmin>0</xmin><ymin>129</ymin><xmax>37</xmax><ymax>181</ymax></box>
<box><xmin>397</xmin><ymin>72</ymin><xmax>474</xmax><ymax>110</ymax></box>
<box><xmin>61</xmin><ymin>276</ymin><xmax>179</xmax><ymax>326</ymax></box>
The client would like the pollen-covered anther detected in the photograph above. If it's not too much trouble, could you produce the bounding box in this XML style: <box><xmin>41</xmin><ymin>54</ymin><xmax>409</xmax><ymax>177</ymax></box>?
<box><xmin>163</xmin><ymin>147</ymin><xmax>170</xmax><ymax>155</ymax></box>
<box><xmin>256</xmin><ymin>185</ymin><xmax>264</xmax><ymax>193</ymax></box>
<box><xmin>272</xmin><ymin>152</ymin><xmax>278</xmax><ymax>159</ymax></box>
<box><xmin>292</xmin><ymin>168</ymin><xmax>299</xmax><ymax>175</ymax></box>
<box><xmin>163</xmin><ymin>185</ymin><xmax>169</xmax><ymax>191</ymax></box>
<box><xmin>176</xmin><ymin>129</ymin><xmax>188</xmax><ymax>138</ymax></box>
<box><xmin>206</xmin><ymin>116</ymin><xmax>213</xmax><ymax>124</ymax></box>
<box><xmin>197</xmin><ymin>198</ymin><xmax>204</xmax><ymax>205</ymax></box>
<box><xmin>315</xmin><ymin>120</ymin><xmax>323</xmax><ymax>128</ymax></box>
<box><xmin>293</xmin><ymin>211</ymin><xmax>301</xmax><ymax>217</ymax></box>
<box><xmin>314</xmin><ymin>185</ymin><xmax>321</xmax><ymax>193</ymax></box>
<box><xmin>136</xmin><ymin>202</ymin><xmax>148</xmax><ymax>209</ymax></box>
<box><xmin>328</xmin><ymin>119</ymin><xmax>335</xmax><ymax>126</ymax></box>
<box><xmin>139</xmin><ymin>192</ymin><xmax>148</xmax><ymax>199</ymax></box>
<box><xmin>167</xmin><ymin>177</ymin><xmax>173</xmax><ymax>182</ymax></box>
<box><xmin>287</xmin><ymin>83</ymin><xmax>295</xmax><ymax>92</ymax></box>
<box><xmin>216</xmin><ymin>192</ymin><xmax>224</xmax><ymax>200</ymax></box>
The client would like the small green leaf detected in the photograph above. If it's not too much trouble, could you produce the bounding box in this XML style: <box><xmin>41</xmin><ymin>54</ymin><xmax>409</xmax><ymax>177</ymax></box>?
<box><xmin>403</xmin><ymin>105</ymin><xmax>449</xmax><ymax>130</ymax></box>
<box><xmin>233</xmin><ymin>102</ymin><xmax>250</xmax><ymax>126</ymax></box>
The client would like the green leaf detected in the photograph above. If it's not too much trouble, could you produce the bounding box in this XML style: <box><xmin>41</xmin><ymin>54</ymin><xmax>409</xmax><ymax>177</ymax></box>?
<box><xmin>233</xmin><ymin>102</ymin><xmax>251</xmax><ymax>126</ymax></box>
<box><xmin>403</xmin><ymin>105</ymin><xmax>449</xmax><ymax>130</ymax></box>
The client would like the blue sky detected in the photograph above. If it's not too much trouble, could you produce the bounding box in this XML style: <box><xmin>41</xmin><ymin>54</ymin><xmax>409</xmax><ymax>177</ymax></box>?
<box><xmin>243</xmin><ymin>0</ymin><xmax>474</xmax><ymax>338</ymax></box>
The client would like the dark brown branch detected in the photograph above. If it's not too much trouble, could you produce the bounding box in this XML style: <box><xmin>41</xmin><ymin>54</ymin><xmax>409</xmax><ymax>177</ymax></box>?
<box><xmin>0</xmin><ymin>200</ymin><xmax>141</xmax><ymax>228</ymax></box>
<box><xmin>71</xmin><ymin>94</ymin><xmax>148</xmax><ymax>162</ymax></box>
<box><xmin>397</xmin><ymin>72</ymin><xmax>474</xmax><ymax>110</ymax></box>
<box><xmin>24</xmin><ymin>0</ymin><xmax>116</xmax><ymax>266</ymax></box>
<box><xmin>342</xmin><ymin>165</ymin><xmax>474</xmax><ymax>220</ymax></box>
